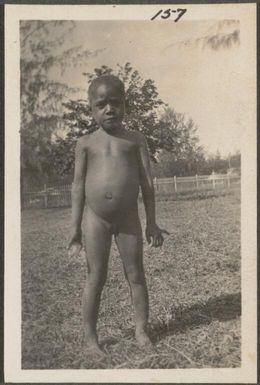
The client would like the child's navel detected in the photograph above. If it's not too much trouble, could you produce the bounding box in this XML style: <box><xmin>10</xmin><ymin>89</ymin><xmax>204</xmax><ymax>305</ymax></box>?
<box><xmin>105</xmin><ymin>192</ymin><xmax>113</xmax><ymax>200</ymax></box>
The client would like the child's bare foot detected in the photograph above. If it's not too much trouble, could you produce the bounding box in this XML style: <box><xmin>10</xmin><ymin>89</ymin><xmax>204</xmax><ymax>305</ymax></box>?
<box><xmin>84</xmin><ymin>337</ymin><xmax>106</xmax><ymax>357</ymax></box>
<box><xmin>85</xmin><ymin>345</ymin><xmax>105</xmax><ymax>358</ymax></box>
<box><xmin>135</xmin><ymin>329</ymin><xmax>154</xmax><ymax>349</ymax></box>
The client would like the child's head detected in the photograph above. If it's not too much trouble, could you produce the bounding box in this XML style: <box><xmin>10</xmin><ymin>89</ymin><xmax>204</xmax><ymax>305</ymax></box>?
<box><xmin>88</xmin><ymin>75</ymin><xmax>125</xmax><ymax>131</ymax></box>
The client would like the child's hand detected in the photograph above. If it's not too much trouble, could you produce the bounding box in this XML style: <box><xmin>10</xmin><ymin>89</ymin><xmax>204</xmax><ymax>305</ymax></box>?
<box><xmin>67</xmin><ymin>229</ymin><xmax>82</xmax><ymax>257</ymax></box>
<box><xmin>145</xmin><ymin>223</ymin><xmax>169</xmax><ymax>248</ymax></box>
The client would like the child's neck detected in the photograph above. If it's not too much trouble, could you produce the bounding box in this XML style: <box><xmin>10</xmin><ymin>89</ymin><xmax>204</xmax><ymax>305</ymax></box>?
<box><xmin>99</xmin><ymin>124</ymin><xmax>123</xmax><ymax>136</ymax></box>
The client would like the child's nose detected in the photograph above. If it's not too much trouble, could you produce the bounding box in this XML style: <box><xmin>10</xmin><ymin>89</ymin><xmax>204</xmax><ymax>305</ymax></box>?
<box><xmin>106</xmin><ymin>104</ymin><xmax>115</xmax><ymax>113</ymax></box>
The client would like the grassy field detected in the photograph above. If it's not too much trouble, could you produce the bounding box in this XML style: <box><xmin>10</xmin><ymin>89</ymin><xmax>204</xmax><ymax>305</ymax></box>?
<box><xmin>22</xmin><ymin>190</ymin><xmax>241</xmax><ymax>369</ymax></box>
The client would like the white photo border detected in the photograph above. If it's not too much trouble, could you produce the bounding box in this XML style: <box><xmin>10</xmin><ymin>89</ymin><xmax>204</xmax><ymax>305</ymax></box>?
<box><xmin>4</xmin><ymin>3</ymin><xmax>257</xmax><ymax>383</ymax></box>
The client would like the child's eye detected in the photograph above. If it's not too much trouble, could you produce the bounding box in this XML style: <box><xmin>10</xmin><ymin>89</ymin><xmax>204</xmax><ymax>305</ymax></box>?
<box><xmin>111</xmin><ymin>100</ymin><xmax>120</xmax><ymax>106</ymax></box>
<box><xmin>96</xmin><ymin>103</ymin><xmax>105</xmax><ymax>108</ymax></box>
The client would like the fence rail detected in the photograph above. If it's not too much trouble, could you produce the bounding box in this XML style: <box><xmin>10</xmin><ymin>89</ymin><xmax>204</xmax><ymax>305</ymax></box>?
<box><xmin>153</xmin><ymin>174</ymin><xmax>240</xmax><ymax>194</ymax></box>
<box><xmin>22</xmin><ymin>174</ymin><xmax>240</xmax><ymax>209</ymax></box>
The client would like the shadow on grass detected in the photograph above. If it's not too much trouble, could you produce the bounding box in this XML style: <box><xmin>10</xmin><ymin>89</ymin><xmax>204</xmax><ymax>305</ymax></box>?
<box><xmin>150</xmin><ymin>292</ymin><xmax>241</xmax><ymax>342</ymax></box>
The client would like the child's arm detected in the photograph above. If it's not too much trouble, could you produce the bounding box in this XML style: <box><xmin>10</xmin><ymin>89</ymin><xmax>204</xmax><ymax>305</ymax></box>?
<box><xmin>68</xmin><ymin>137</ymin><xmax>87</xmax><ymax>250</ymax></box>
<box><xmin>136</xmin><ymin>132</ymin><xmax>169</xmax><ymax>247</ymax></box>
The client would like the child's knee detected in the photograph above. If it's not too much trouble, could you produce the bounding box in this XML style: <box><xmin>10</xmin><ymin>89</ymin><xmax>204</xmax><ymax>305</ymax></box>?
<box><xmin>125</xmin><ymin>267</ymin><xmax>144</xmax><ymax>285</ymax></box>
<box><xmin>88</xmin><ymin>268</ymin><xmax>107</xmax><ymax>290</ymax></box>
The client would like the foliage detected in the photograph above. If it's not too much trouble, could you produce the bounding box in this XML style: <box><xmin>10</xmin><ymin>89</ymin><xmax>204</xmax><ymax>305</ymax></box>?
<box><xmin>152</xmin><ymin>148</ymin><xmax>241</xmax><ymax>178</ymax></box>
<box><xmin>20</xmin><ymin>21</ymin><xmax>100</xmax><ymax>183</ymax></box>
<box><xmin>53</xmin><ymin>64</ymin><xmax>207</xmax><ymax>177</ymax></box>
<box><xmin>202</xmin><ymin>151</ymin><xmax>241</xmax><ymax>175</ymax></box>
<box><xmin>151</xmin><ymin>108</ymin><xmax>205</xmax><ymax>177</ymax></box>
<box><xmin>229</xmin><ymin>151</ymin><xmax>241</xmax><ymax>169</ymax></box>
<box><xmin>52</xmin><ymin>63</ymin><xmax>166</xmax><ymax>175</ymax></box>
<box><xmin>21</xmin><ymin>20</ymin><xmax>241</xmax><ymax>184</ymax></box>
<box><xmin>204</xmin><ymin>151</ymin><xmax>229</xmax><ymax>175</ymax></box>
<box><xmin>178</xmin><ymin>20</ymin><xmax>240</xmax><ymax>51</ymax></box>
<box><xmin>203</xmin><ymin>21</ymin><xmax>240</xmax><ymax>51</ymax></box>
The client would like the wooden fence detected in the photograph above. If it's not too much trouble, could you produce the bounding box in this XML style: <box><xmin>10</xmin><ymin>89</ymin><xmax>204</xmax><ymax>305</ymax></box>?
<box><xmin>22</xmin><ymin>184</ymin><xmax>72</xmax><ymax>210</ymax></box>
<box><xmin>22</xmin><ymin>173</ymin><xmax>240</xmax><ymax>209</ymax></box>
<box><xmin>153</xmin><ymin>173</ymin><xmax>240</xmax><ymax>195</ymax></box>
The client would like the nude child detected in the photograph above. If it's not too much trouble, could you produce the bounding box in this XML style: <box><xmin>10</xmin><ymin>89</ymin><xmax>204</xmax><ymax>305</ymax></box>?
<box><xmin>68</xmin><ymin>75</ymin><xmax>168</xmax><ymax>354</ymax></box>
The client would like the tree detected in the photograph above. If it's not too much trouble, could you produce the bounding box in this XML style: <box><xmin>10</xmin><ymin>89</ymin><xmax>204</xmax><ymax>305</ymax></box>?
<box><xmin>229</xmin><ymin>150</ymin><xmax>241</xmax><ymax>169</ymax></box>
<box><xmin>176</xmin><ymin>20</ymin><xmax>240</xmax><ymax>51</ymax></box>
<box><xmin>203</xmin><ymin>151</ymin><xmax>229</xmax><ymax>174</ymax></box>
<box><xmin>151</xmin><ymin>108</ymin><xmax>206</xmax><ymax>177</ymax></box>
<box><xmin>52</xmin><ymin>63</ymin><xmax>166</xmax><ymax>175</ymax></box>
<box><xmin>53</xmin><ymin>64</ymin><xmax>210</xmax><ymax>178</ymax></box>
<box><xmin>202</xmin><ymin>150</ymin><xmax>241</xmax><ymax>175</ymax></box>
<box><xmin>202</xmin><ymin>20</ymin><xmax>240</xmax><ymax>51</ymax></box>
<box><xmin>20</xmin><ymin>21</ymin><xmax>101</xmax><ymax>184</ymax></box>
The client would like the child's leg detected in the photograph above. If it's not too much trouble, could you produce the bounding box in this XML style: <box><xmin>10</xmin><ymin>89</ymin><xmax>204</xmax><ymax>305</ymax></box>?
<box><xmin>82</xmin><ymin>206</ymin><xmax>112</xmax><ymax>351</ymax></box>
<box><xmin>115</xmin><ymin>209</ymin><xmax>152</xmax><ymax>347</ymax></box>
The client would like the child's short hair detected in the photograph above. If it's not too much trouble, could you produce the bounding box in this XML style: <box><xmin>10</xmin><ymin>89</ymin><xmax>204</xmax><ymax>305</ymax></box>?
<box><xmin>88</xmin><ymin>75</ymin><xmax>125</xmax><ymax>99</ymax></box>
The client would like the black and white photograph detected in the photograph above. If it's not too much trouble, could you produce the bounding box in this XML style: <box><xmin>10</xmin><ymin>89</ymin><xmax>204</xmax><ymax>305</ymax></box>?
<box><xmin>4</xmin><ymin>3</ymin><xmax>256</xmax><ymax>383</ymax></box>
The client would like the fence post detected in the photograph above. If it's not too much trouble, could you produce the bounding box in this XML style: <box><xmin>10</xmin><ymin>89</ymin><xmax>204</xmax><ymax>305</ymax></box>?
<box><xmin>174</xmin><ymin>176</ymin><xmax>177</xmax><ymax>193</ymax></box>
<box><xmin>153</xmin><ymin>177</ymin><xmax>157</xmax><ymax>193</ymax></box>
<box><xmin>195</xmin><ymin>174</ymin><xmax>199</xmax><ymax>190</ymax></box>
<box><xmin>227</xmin><ymin>173</ymin><xmax>230</xmax><ymax>188</ymax></box>
<box><xmin>43</xmin><ymin>184</ymin><xmax>48</xmax><ymax>208</ymax></box>
<box><xmin>212</xmin><ymin>171</ymin><xmax>215</xmax><ymax>189</ymax></box>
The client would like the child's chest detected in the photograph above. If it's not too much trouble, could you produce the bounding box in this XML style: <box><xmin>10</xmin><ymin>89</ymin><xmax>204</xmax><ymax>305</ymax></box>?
<box><xmin>88</xmin><ymin>136</ymin><xmax>137</xmax><ymax>159</ymax></box>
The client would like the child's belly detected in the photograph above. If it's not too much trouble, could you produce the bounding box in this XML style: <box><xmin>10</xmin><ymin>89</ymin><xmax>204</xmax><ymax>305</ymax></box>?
<box><xmin>85</xmin><ymin>158</ymin><xmax>140</xmax><ymax>221</ymax></box>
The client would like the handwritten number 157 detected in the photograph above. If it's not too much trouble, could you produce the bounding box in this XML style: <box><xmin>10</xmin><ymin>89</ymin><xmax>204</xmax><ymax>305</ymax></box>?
<box><xmin>151</xmin><ymin>9</ymin><xmax>187</xmax><ymax>22</ymax></box>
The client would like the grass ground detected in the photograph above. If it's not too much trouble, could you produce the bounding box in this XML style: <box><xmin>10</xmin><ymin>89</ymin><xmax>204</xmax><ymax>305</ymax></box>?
<box><xmin>22</xmin><ymin>189</ymin><xmax>241</xmax><ymax>369</ymax></box>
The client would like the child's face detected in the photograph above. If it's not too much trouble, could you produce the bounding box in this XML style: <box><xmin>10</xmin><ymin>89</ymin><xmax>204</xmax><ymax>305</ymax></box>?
<box><xmin>90</xmin><ymin>82</ymin><xmax>125</xmax><ymax>131</ymax></box>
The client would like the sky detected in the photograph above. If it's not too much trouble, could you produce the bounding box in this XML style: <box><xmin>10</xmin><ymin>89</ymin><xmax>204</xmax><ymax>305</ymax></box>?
<box><xmin>49</xmin><ymin>20</ymin><xmax>246</xmax><ymax>156</ymax></box>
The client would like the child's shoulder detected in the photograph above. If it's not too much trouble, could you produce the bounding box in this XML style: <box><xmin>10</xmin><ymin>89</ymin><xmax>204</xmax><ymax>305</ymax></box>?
<box><xmin>76</xmin><ymin>131</ymin><xmax>98</xmax><ymax>149</ymax></box>
<box><xmin>125</xmin><ymin>129</ymin><xmax>146</xmax><ymax>143</ymax></box>
<box><xmin>129</xmin><ymin>130</ymin><xmax>147</xmax><ymax>147</ymax></box>
<box><xmin>76</xmin><ymin>135</ymin><xmax>88</xmax><ymax>150</ymax></box>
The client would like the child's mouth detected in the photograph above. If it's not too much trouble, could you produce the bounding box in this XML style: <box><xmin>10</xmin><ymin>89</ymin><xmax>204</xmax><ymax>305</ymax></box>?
<box><xmin>105</xmin><ymin>117</ymin><xmax>116</xmax><ymax>121</ymax></box>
